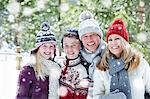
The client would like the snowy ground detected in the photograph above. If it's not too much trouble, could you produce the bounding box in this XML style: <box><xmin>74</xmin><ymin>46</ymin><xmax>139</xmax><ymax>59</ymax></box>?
<box><xmin>0</xmin><ymin>53</ymin><xmax>29</xmax><ymax>99</ymax></box>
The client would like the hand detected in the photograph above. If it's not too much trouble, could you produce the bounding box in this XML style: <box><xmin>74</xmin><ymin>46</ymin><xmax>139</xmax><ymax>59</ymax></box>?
<box><xmin>102</xmin><ymin>92</ymin><xmax>127</xmax><ymax>99</ymax></box>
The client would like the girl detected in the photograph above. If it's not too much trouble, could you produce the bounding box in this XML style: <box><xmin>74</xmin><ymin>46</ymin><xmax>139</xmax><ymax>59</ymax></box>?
<box><xmin>16</xmin><ymin>22</ymin><xmax>61</xmax><ymax>99</ymax></box>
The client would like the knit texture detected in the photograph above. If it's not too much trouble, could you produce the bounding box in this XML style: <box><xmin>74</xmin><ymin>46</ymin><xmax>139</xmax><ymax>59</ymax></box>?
<box><xmin>106</xmin><ymin>18</ymin><xmax>129</xmax><ymax>42</ymax></box>
<box><xmin>108</xmin><ymin>56</ymin><xmax>132</xmax><ymax>99</ymax></box>
<box><xmin>31</xmin><ymin>22</ymin><xmax>56</xmax><ymax>54</ymax></box>
<box><xmin>59</xmin><ymin>56</ymin><xmax>89</xmax><ymax>99</ymax></box>
<box><xmin>79</xmin><ymin>10</ymin><xmax>103</xmax><ymax>40</ymax></box>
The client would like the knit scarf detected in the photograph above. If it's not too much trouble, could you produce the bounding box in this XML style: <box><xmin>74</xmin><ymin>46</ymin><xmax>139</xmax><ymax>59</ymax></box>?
<box><xmin>108</xmin><ymin>56</ymin><xmax>132</xmax><ymax>99</ymax></box>
<box><xmin>29</xmin><ymin>56</ymin><xmax>61</xmax><ymax>99</ymax></box>
<box><xmin>80</xmin><ymin>40</ymin><xmax>106</xmax><ymax>79</ymax></box>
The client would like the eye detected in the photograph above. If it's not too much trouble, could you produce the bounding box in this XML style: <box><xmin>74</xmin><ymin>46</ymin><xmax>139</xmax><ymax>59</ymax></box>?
<box><xmin>43</xmin><ymin>45</ymin><xmax>47</xmax><ymax>48</ymax></box>
<box><xmin>83</xmin><ymin>35</ymin><xmax>88</xmax><ymax>38</ymax></box>
<box><xmin>49</xmin><ymin>45</ymin><xmax>54</xmax><ymax>48</ymax></box>
<box><xmin>114</xmin><ymin>37</ymin><xmax>120</xmax><ymax>41</ymax></box>
<box><xmin>108</xmin><ymin>38</ymin><xmax>112</xmax><ymax>42</ymax></box>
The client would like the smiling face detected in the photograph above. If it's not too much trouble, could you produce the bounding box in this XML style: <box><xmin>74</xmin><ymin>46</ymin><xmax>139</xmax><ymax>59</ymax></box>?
<box><xmin>81</xmin><ymin>32</ymin><xmax>100</xmax><ymax>52</ymax></box>
<box><xmin>38</xmin><ymin>42</ymin><xmax>55</xmax><ymax>59</ymax></box>
<box><xmin>63</xmin><ymin>37</ymin><xmax>81</xmax><ymax>59</ymax></box>
<box><xmin>108</xmin><ymin>34</ymin><xmax>124</xmax><ymax>58</ymax></box>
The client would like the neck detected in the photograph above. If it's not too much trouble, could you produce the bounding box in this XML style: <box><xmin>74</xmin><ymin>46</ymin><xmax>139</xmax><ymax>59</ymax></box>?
<box><xmin>66</xmin><ymin>56</ymin><xmax>81</xmax><ymax>67</ymax></box>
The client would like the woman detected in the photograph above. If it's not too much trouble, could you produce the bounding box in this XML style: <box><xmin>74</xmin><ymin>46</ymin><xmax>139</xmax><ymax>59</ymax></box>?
<box><xmin>59</xmin><ymin>28</ymin><xmax>90</xmax><ymax>99</ymax></box>
<box><xmin>93</xmin><ymin>18</ymin><xmax>150</xmax><ymax>99</ymax></box>
<box><xmin>16</xmin><ymin>22</ymin><xmax>61</xmax><ymax>99</ymax></box>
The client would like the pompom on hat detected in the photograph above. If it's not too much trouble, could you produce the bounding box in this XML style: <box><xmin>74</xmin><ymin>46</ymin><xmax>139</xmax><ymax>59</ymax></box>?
<box><xmin>78</xmin><ymin>10</ymin><xmax>103</xmax><ymax>40</ymax></box>
<box><xmin>106</xmin><ymin>18</ymin><xmax>129</xmax><ymax>42</ymax></box>
<box><xmin>31</xmin><ymin>22</ymin><xmax>56</xmax><ymax>54</ymax></box>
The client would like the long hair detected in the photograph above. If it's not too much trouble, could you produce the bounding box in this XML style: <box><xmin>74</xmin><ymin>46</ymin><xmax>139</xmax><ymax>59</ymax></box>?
<box><xmin>97</xmin><ymin>37</ymin><xmax>140</xmax><ymax>72</ymax></box>
<box><xmin>30</xmin><ymin>50</ymin><xmax>43</xmax><ymax>80</ymax></box>
<box><xmin>30</xmin><ymin>45</ymin><xmax>56</xmax><ymax>80</ymax></box>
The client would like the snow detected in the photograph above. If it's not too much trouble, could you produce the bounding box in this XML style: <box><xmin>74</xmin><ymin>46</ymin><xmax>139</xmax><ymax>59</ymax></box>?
<box><xmin>0</xmin><ymin>53</ymin><xmax>29</xmax><ymax>99</ymax></box>
<box><xmin>0</xmin><ymin>60</ymin><xmax>19</xmax><ymax>99</ymax></box>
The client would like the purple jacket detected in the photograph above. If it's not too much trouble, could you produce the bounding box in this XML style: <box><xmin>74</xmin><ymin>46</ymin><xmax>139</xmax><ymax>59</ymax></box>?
<box><xmin>16</xmin><ymin>66</ymin><xmax>49</xmax><ymax>99</ymax></box>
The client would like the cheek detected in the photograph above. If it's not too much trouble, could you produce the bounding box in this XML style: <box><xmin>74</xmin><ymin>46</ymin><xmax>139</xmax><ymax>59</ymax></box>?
<box><xmin>81</xmin><ymin>38</ymin><xmax>88</xmax><ymax>43</ymax></box>
<box><xmin>94</xmin><ymin>37</ymin><xmax>100</xmax><ymax>44</ymax></box>
<box><xmin>50</xmin><ymin>49</ymin><xmax>55</xmax><ymax>53</ymax></box>
<box><xmin>108</xmin><ymin>45</ymin><xmax>112</xmax><ymax>52</ymax></box>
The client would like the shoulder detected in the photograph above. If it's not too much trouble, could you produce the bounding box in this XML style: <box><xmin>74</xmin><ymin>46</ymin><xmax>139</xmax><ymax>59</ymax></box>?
<box><xmin>19</xmin><ymin>65</ymin><xmax>35</xmax><ymax>77</ymax></box>
<box><xmin>93</xmin><ymin>68</ymin><xmax>110</xmax><ymax>83</ymax></box>
<box><xmin>18</xmin><ymin>65</ymin><xmax>35</xmax><ymax>82</ymax></box>
<box><xmin>94</xmin><ymin>68</ymin><xmax>108</xmax><ymax>77</ymax></box>
<box><xmin>130</xmin><ymin>56</ymin><xmax>150</xmax><ymax>75</ymax></box>
<box><xmin>138</xmin><ymin>56</ymin><xmax>149</xmax><ymax>70</ymax></box>
<box><xmin>21</xmin><ymin>65</ymin><xmax>34</xmax><ymax>73</ymax></box>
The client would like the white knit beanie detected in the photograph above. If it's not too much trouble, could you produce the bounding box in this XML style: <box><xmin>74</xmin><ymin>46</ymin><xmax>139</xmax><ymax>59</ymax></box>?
<box><xmin>78</xmin><ymin>10</ymin><xmax>103</xmax><ymax>40</ymax></box>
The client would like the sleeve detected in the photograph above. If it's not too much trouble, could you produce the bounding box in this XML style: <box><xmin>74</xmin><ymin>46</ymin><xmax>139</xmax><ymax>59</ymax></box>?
<box><xmin>92</xmin><ymin>68</ymin><xmax>105</xmax><ymax>99</ymax></box>
<box><xmin>142</xmin><ymin>58</ymin><xmax>150</xmax><ymax>94</ymax></box>
<box><xmin>16</xmin><ymin>66</ymin><xmax>33</xmax><ymax>99</ymax></box>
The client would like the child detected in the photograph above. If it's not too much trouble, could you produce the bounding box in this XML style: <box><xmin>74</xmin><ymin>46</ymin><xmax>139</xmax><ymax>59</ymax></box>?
<box><xmin>16</xmin><ymin>22</ymin><xmax>61</xmax><ymax>99</ymax></box>
<box><xmin>59</xmin><ymin>28</ymin><xmax>90</xmax><ymax>99</ymax></box>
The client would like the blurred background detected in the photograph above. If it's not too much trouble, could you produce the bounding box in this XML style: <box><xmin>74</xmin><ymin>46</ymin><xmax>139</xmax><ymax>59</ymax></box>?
<box><xmin>0</xmin><ymin>0</ymin><xmax>150</xmax><ymax>62</ymax></box>
<box><xmin>0</xmin><ymin>0</ymin><xmax>150</xmax><ymax>98</ymax></box>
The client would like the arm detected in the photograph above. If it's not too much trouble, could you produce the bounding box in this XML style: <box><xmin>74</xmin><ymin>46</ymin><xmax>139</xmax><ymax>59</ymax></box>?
<box><xmin>16</xmin><ymin>66</ymin><xmax>33</xmax><ymax>99</ymax></box>
<box><xmin>142</xmin><ymin>58</ymin><xmax>150</xmax><ymax>94</ymax></box>
<box><xmin>92</xmin><ymin>68</ymin><xmax>105</xmax><ymax>99</ymax></box>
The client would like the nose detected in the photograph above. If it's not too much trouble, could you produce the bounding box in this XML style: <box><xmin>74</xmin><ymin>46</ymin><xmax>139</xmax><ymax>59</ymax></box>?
<box><xmin>66</xmin><ymin>46</ymin><xmax>73</xmax><ymax>52</ymax></box>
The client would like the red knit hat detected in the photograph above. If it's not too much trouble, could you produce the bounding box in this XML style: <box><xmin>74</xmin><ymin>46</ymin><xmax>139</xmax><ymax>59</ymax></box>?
<box><xmin>106</xmin><ymin>18</ymin><xmax>129</xmax><ymax>42</ymax></box>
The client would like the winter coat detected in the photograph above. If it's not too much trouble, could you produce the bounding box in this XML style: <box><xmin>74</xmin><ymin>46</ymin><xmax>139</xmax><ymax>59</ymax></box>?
<box><xmin>16</xmin><ymin>59</ymin><xmax>61</xmax><ymax>99</ymax></box>
<box><xmin>80</xmin><ymin>40</ymin><xmax>106</xmax><ymax>79</ymax></box>
<box><xmin>16</xmin><ymin>66</ymin><xmax>49</xmax><ymax>99</ymax></box>
<box><xmin>59</xmin><ymin>56</ymin><xmax>90</xmax><ymax>99</ymax></box>
<box><xmin>93</xmin><ymin>57</ymin><xmax>150</xmax><ymax>99</ymax></box>
<box><xmin>80</xmin><ymin>40</ymin><xmax>106</xmax><ymax>99</ymax></box>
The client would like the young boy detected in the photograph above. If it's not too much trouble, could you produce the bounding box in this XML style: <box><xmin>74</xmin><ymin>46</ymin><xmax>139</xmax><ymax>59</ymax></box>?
<box><xmin>59</xmin><ymin>29</ymin><xmax>89</xmax><ymax>99</ymax></box>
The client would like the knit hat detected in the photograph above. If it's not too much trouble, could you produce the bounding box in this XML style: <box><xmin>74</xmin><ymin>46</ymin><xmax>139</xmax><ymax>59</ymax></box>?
<box><xmin>66</xmin><ymin>28</ymin><xmax>78</xmax><ymax>35</ymax></box>
<box><xmin>78</xmin><ymin>10</ymin><xmax>103</xmax><ymax>40</ymax></box>
<box><xmin>61</xmin><ymin>28</ymin><xmax>79</xmax><ymax>48</ymax></box>
<box><xmin>106</xmin><ymin>18</ymin><xmax>129</xmax><ymax>42</ymax></box>
<box><xmin>31</xmin><ymin>22</ymin><xmax>56</xmax><ymax>54</ymax></box>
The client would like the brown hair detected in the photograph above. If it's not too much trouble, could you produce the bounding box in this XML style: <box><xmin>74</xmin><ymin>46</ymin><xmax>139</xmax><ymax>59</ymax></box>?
<box><xmin>61</xmin><ymin>32</ymin><xmax>80</xmax><ymax>48</ymax></box>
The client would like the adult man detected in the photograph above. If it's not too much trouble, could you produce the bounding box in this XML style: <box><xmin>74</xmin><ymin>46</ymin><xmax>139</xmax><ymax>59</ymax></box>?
<box><xmin>79</xmin><ymin>10</ymin><xmax>106</xmax><ymax>79</ymax></box>
<box><xmin>78</xmin><ymin>10</ymin><xmax>106</xmax><ymax>99</ymax></box>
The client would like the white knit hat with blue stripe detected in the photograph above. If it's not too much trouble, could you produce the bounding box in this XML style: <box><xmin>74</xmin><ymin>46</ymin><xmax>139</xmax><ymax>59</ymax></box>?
<box><xmin>79</xmin><ymin>10</ymin><xmax>103</xmax><ymax>39</ymax></box>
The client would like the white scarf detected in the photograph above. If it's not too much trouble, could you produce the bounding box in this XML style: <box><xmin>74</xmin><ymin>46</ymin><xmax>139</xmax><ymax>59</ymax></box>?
<box><xmin>29</xmin><ymin>56</ymin><xmax>61</xmax><ymax>99</ymax></box>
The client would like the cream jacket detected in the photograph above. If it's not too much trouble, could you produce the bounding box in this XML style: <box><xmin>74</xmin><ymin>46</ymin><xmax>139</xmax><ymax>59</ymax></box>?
<box><xmin>92</xmin><ymin>57</ymin><xmax>150</xmax><ymax>99</ymax></box>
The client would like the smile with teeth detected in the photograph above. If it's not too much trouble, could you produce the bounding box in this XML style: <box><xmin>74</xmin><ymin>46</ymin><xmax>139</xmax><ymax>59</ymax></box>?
<box><xmin>87</xmin><ymin>42</ymin><xmax>95</xmax><ymax>46</ymax></box>
<box><xmin>44</xmin><ymin>52</ymin><xmax>51</xmax><ymax>55</ymax></box>
<box><xmin>112</xmin><ymin>46</ymin><xmax>119</xmax><ymax>49</ymax></box>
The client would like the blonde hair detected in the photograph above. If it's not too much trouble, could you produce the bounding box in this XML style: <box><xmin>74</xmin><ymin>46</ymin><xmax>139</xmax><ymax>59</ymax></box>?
<box><xmin>30</xmin><ymin>50</ymin><xmax>43</xmax><ymax>80</ymax></box>
<box><xmin>97</xmin><ymin>38</ymin><xmax>140</xmax><ymax>72</ymax></box>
